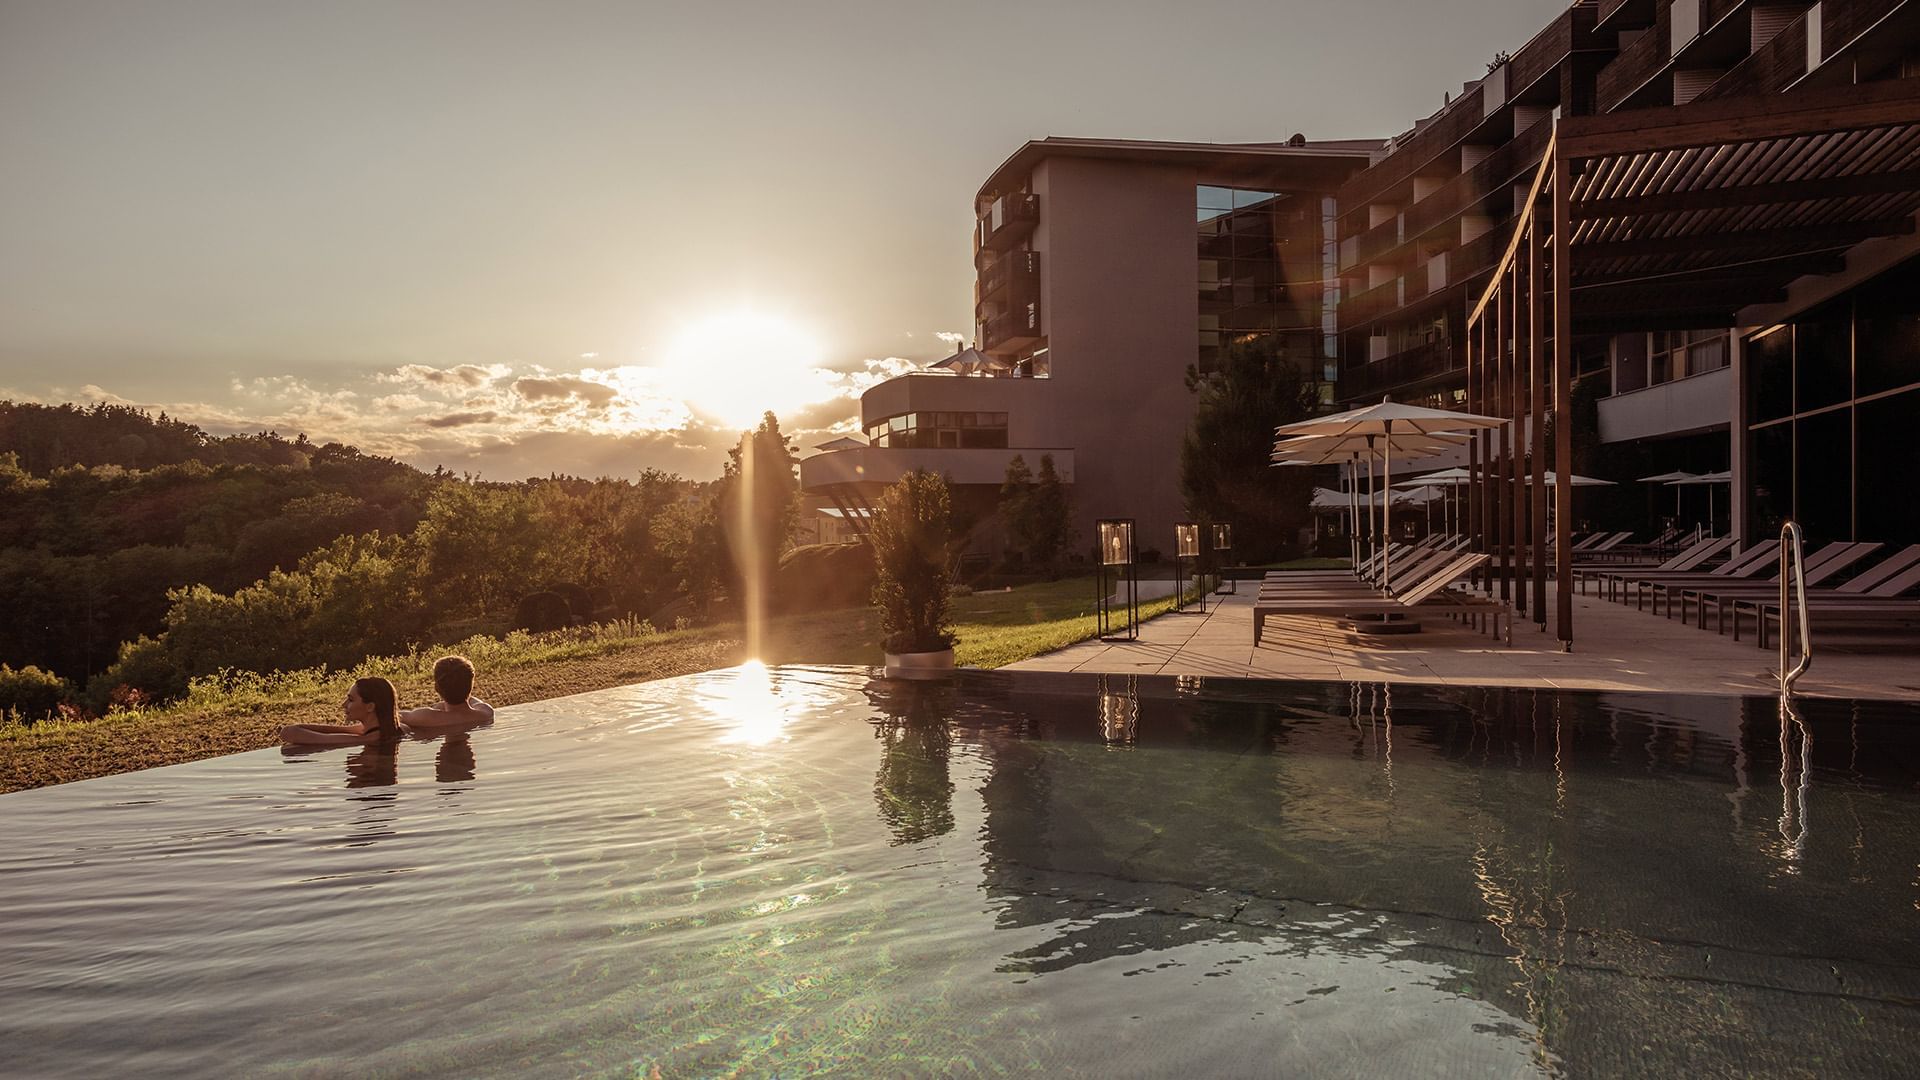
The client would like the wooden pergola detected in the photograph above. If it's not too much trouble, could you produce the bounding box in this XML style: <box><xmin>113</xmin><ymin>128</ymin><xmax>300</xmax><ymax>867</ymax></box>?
<box><xmin>1464</xmin><ymin>77</ymin><xmax>1920</xmax><ymax>648</ymax></box>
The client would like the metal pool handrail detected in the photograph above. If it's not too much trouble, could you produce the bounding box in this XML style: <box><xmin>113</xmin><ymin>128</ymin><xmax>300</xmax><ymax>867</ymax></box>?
<box><xmin>1778</xmin><ymin>521</ymin><xmax>1813</xmax><ymax>696</ymax></box>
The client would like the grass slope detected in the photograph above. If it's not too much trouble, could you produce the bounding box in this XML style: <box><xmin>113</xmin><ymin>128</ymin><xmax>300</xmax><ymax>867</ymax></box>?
<box><xmin>0</xmin><ymin>574</ymin><xmax>1186</xmax><ymax>793</ymax></box>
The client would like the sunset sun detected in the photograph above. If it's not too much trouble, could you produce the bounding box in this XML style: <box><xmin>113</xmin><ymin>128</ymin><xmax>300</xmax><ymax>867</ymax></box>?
<box><xmin>660</xmin><ymin>309</ymin><xmax>834</xmax><ymax>431</ymax></box>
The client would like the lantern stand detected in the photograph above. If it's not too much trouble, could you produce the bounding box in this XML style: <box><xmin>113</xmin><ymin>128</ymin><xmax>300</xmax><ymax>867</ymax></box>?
<box><xmin>1210</xmin><ymin>522</ymin><xmax>1235</xmax><ymax>595</ymax></box>
<box><xmin>1174</xmin><ymin>522</ymin><xmax>1205</xmax><ymax>613</ymax></box>
<box><xmin>1095</xmin><ymin>518</ymin><xmax>1139</xmax><ymax>641</ymax></box>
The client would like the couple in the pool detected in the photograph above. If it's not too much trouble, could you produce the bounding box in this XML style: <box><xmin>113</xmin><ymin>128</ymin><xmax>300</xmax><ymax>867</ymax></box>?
<box><xmin>280</xmin><ymin>655</ymin><xmax>494</xmax><ymax>746</ymax></box>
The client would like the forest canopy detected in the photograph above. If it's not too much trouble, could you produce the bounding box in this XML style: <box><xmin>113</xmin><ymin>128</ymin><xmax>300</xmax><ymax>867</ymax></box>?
<box><xmin>0</xmin><ymin>401</ymin><xmax>805</xmax><ymax>718</ymax></box>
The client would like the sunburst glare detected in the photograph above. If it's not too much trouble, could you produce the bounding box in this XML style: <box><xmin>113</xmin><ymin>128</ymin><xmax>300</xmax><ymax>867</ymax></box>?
<box><xmin>661</xmin><ymin>309</ymin><xmax>836</xmax><ymax>430</ymax></box>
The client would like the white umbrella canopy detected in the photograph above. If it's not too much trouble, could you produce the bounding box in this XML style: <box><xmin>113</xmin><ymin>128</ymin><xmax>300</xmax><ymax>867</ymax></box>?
<box><xmin>1667</xmin><ymin>471</ymin><xmax>1732</xmax><ymax>532</ymax></box>
<box><xmin>1273</xmin><ymin>401</ymin><xmax>1506</xmax><ymax>591</ymax></box>
<box><xmin>1393</xmin><ymin>466</ymin><xmax>1474</xmax><ymax>488</ymax></box>
<box><xmin>1639</xmin><ymin>470</ymin><xmax>1699</xmax><ymax>519</ymax></box>
<box><xmin>928</xmin><ymin>347</ymin><xmax>1011</xmax><ymax>376</ymax></box>
<box><xmin>1274</xmin><ymin>431</ymin><xmax>1471</xmax><ymax>584</ymax></box>
<box><xmin>1521</xmin><ymin>470</ymin><xmax>1615</xmax><ymax>487</ymax></box>
<box><xmin>1273</xmin><ymin>399</ymin><xmax>1508</xmax><ymax>439</ymax></box>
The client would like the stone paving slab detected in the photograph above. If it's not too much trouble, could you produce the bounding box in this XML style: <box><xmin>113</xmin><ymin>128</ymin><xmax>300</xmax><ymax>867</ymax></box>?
<box><xmin>1005</xmin><ymin>585</ymin><xmax>1920</xmax><ymax>700</ymax></box>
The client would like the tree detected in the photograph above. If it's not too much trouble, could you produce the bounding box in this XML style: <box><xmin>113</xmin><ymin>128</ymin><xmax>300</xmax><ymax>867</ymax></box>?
<box><xmin>717</xmin><ymin>412</ymin><xmax>800</xmax><ymax>618</ymax></box>
<box><xmin>998</xmin><ymin>454</ymin><xmax>1035</xmax><ymax>564</ymax></box>
<box><xmin>1027</xmin><ymin>454</ymin><xmax>1072</xmax><ymax>576</ymax></box>
<box><xmin>870</xmin><ymin>471</ymin><xmax>956</xmax><ymax>654</ymax></box>
<box><xmin>1180</xmin><ymin>336</ymin><xmax>1319</xmax><ymax>563</ymax></box>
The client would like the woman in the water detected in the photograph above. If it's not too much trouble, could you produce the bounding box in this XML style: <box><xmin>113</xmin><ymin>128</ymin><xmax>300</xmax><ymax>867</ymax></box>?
<box><xmin>280</xmin><ymin>677</ymin><xmax>401</xmax><ymax>746</ymax></box>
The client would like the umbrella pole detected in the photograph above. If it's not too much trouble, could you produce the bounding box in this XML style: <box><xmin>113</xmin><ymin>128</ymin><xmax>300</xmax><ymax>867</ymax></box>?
<box><xmin>1383</xmin><ymin>427</ymin><xmax>1394</xmax><ymax>592</ymax></box>
<box><xmin>1366</xmin><ymin>445</ymin><xmax>1378</xmax><ymax>583</ymax></box>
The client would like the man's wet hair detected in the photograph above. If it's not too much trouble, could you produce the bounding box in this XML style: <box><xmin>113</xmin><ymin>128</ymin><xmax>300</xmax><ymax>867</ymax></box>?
<box><xmin>433</xmin><ymin>655</ymin><xmax>475</xmax><ymax>705</ymax></box>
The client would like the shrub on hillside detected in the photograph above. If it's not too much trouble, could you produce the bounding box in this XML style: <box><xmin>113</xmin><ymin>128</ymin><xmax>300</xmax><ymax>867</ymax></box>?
<box><xmin>513</xmin><ymin>591</ymin><xmax>574</xmax><ymax>633</ymax></box>
<box><xmin>775</xmin><ymin>542</ymin><xmax>875</xmax><ymax>613</ymax></box>
<box><xmin>550</xmin><ymin>582</ymin><xmax>596</xmax><ymax>623</ymax></box>
<box><xmin>0</xmin><ymin>663</ymin><xmax>72</xmax><ymax>725</ymax></box>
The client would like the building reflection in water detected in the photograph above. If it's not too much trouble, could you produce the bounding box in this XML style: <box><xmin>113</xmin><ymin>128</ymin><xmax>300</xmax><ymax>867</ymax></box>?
<box><xmin>923</xmin><ymin>671</ymin><xmax>1920</xmax><ymax>1074</ymax></box>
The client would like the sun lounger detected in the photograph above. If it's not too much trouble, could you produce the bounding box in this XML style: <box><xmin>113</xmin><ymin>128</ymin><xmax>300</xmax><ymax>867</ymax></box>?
<box><xmin>1731</xmin><ymin>544</ymin><xmax>1920</xmax><ymax>646</ymax></box>
<box><xmin>1618</xmin><ymin>540</ymin><xmax>1781</xmax><ymax>614</ymax></box>
<box><xmin>1255</xmin><ymin>553</ymin><xmax>1508</xmax><ymax>645</ymax></box>
<box><xmin>1578</xmin><ymin>536</ymin><xmax>1733</xmax><ymax>598</ymax></box>
<box><xmin>1678</xmin><ymin>542</ymin><xmax>1882</xmax><ymax>631</ymax></box>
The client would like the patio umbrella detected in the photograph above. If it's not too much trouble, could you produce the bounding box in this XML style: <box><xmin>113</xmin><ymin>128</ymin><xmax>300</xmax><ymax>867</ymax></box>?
<box><xmin>1639</xmin><ymin>470</ymin><xmax>1699</xmax><ymax>520</ymax></box>
<box><xmin>1273</xmin><ymin>400</ymin><xmax>1506</xmax><ymax>591</ymax></box>
<box><xmin>928</xmin><ymin>347</ymin><xmax>1011</xmax><ymax>376</ymax></box>
<box><xmin>1667</xmin><ymin>470</ymin><xmax>1732</xmax><ymax>532</ymax></box>
<box><xmin>1274</xmin><ymin>429</ymin><xmax>1473</xmax><ymax>584</ymax></box>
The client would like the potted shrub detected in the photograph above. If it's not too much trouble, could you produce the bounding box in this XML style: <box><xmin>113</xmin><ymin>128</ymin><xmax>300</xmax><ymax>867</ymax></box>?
<box><xmin>870</xmin><ymin>470</ymin><xmax>957</xmax><ymax>678</ymax></box>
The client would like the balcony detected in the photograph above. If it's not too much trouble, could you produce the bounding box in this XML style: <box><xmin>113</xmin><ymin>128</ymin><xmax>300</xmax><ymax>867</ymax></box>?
<box><xmin>1698</xmin><ymin>10</ymin><xmax>1809</xmax><ymax>101</ymax></box>
<box><xmin>801</xmin><ymin>446</ymin><xmax>1075</xmax><ymax>492</ymax></box>
<box><xmin>976</xmin><ymin>250</ymin><xmax>1040</xmax><ymax>307</ymax></box>
<box><xmin>976</xmin><ymin>192</ymin><xmax>1039</xmax><ymax>252</ymax></box>
<box><xmin>1339</xmin><ymin>339</ymin><xmax>1459</xmax><ymax>403</ymax></box>
<box><xmin>1341</xmin><ymin>84</ymin><xmax>1486</xmax><ymax>208</ymax></box>
<box><xmin>978</xmin><ymin>307</ymin><xmax>1041</xmax><ymax>353</ymax></box>
<box><xmin>1507</xmin><ymin>0</ymin><xmax>1607</xmax><ymax>97</ymax></box>
<box><xmin>1821</xmin><ymin>0</ymin><xmax>1905</xmax><ymax>63</ymax></box>
<box><xmin>1595</xmin><ymin>0</ymin><xmax>1672</xmax><ymax>110</ymax></box>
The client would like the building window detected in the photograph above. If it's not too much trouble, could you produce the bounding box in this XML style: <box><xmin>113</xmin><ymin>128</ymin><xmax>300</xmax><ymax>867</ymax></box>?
<box><xmin>1197</xmin><ymin>184</ymin><xmax>1332</xmax><ymax>387</ymax></box>
<box><xmin>864</xmin><ymin>411</ymin><xmax>1007</xmax><ymax>450</ymax></box>
<box><xmin>1648</xmin><ymin>329</ymin><xmax>1728</xmax><ymax>385</ymax></box>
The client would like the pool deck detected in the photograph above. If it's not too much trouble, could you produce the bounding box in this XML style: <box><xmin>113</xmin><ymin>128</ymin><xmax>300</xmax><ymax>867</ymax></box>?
<box><xmin>1006</xmin><ymin>583</ymin><xmax>1920</xmax><ymax>700</ymax></box>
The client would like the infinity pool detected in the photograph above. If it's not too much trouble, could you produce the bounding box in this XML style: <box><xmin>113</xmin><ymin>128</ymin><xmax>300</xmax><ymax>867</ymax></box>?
<box><xmin>3</xmin><ymin>666</ymin><xmax>1918</xmax><ymax>1077</ymax></box>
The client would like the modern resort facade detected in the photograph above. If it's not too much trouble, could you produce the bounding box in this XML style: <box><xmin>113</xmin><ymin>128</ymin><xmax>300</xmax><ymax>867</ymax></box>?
<box><xmin>803</xmin><ymin>0</ymin><xmax>1920</xmax><ymax>585</ymax></box>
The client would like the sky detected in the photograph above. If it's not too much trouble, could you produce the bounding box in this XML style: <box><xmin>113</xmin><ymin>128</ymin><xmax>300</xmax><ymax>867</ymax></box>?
<box><xmin>1</xmin><ymin>0</ymin><xmax>1568</xmax><ymax>480</ymax></box>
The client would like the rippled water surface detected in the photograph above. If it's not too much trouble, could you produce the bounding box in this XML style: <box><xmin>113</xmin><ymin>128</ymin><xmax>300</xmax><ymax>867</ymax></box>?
<box><xmin>4</xmin><ymin>665</ymin><xmax>1920</xmax><ymax>1077</ymax></box>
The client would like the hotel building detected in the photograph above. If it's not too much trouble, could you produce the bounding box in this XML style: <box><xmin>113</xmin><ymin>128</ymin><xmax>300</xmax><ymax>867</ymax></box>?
<box><xmin>804</xmin><ymin>0</ymin><xmax>1920</xmax><ymax>587</ymax></box>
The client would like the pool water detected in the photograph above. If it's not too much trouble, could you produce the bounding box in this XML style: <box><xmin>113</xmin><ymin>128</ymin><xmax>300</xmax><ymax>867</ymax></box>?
<box><xmin>3</xmin><ymin>665</ymin><xmax>1918</xmax><ymax>1077</ymax></box>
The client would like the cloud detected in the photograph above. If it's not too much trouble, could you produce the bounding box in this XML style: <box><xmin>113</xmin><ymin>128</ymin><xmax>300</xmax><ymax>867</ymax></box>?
<box><xmin>373</xmin><ymin>393</ymin><xmax>431</xmax><ymax>412</ymax></box>
<box><xmin>379</xmin><ymin>363</ymin><xmax>510</xmax><ymax>391</ymax></box>
<box><xmin>423</xmin><ymin>411</ymin><xmax>499</xmax><ymax>429</ymax></box>
<box><xmin>934</xmin><ymin>330</ymin><xmax>966</xmax><ymax>348</ymax></box>
<box><xmin>511</xmin><ymin>375</ymin><xmax>618</xmax><ymax>409</ymax></box>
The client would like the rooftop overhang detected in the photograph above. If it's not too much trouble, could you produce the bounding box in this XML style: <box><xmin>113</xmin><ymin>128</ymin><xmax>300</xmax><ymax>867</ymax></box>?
<box><xmin>1558</xmin><ymin>77</ymin><xmax>1920</xmax><ymax>332</ymax></box>
<box><xmin>975</xmin><ymin>137</ymin><xmax>1382</xmax><ymax>202</ymax></box>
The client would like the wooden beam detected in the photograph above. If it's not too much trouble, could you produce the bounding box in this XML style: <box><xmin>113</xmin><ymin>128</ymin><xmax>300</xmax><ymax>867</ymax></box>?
<box><xmin>1569</xmin><ymin>254</ymin><xmax>1848</xmax><ymax>287</ymax></box>
<box><xmin>1573</xmin><ymin>168</ymin><xmax>1920</xmax><ymax>220</ymax></box>
<box><xmin>1574</xmin><ymin>312</ymin><xmax>1738</xmax><ymax>334</ymax></box>
<box><xmin>1558</xmin><ymin>76</ymin><xmax>1920</xmax><ymax>159</ymax></box>
<box><xmin>1572</xmin><ymin>217</ymin><xmax>1915</xmax><ymax>263</ymax></box>
<box><xmin>1572</xmin><ymin>285</ymin><xmax>1792</xmax><ymax>314</ymax></box>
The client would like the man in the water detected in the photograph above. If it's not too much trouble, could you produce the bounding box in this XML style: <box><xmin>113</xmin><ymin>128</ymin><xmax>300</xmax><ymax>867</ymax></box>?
<box><xmin>401</xmin><ymin>655</ymin><xmax>495</xmax><ymax>728</ymax></box>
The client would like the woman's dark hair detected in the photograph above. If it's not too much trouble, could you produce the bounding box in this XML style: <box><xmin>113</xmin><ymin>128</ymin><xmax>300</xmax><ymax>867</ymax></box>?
<box><xmin>351</xmin><ymin>677</ymin><xmax>400</xmax><ymax>736</ymax></box>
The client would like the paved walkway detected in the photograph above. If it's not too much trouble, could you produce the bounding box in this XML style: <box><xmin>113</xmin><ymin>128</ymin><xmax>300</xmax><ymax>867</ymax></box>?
<box><xmin>1007</xmin><ymin>583</ymin><xmax>1920</xmax><ymax>700</ymax></box>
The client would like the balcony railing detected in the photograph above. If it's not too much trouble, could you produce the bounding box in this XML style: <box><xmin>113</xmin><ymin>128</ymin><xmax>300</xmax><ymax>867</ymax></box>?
<box><xmin>1507</xmin><ymin>1</ymin><xmax>1605</xmax><ymax>98</ymax></box>
<box><xmin>1822</xmin><ymin>0</ymin><xmax>1904</xmax><ymax>62</ymax></box>
<box><xmin>1340</xmin><ymin>83</ymin><xmax>1485</xmax><ymax>209</ymax></box>
<box><xmin>1595</xmin><ymin>0</ymin><xmax>1671</xmax><ymax>111</ymax></box>
<box><xmin>1340</xmin><ymin>339</ymin><xmax>1459</xmax><ymax>402</ymax></box>
<box><xmin>977</xmin><ymin>250</ymin><xmax>1040</xmax><ymax>304</ymax></box>
<box><xmin>977</xmin><ymin>193</ymin><xmax>1039</xmax><ymax>252</ymax></box>
<box><xmin>1698</xmin><ymin>10</ymin><xmax>1808</xmax><ymax>101</ymax></box>
<box><xmin>978</xmin><ymin>306</ymin><xmax>1041</xmax><ymax>353</ymax></box>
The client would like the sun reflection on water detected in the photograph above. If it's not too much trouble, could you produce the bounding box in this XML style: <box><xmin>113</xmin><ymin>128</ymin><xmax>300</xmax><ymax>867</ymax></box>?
<box><xmin>703</xmin><ymin>661</ymin><xmax>788</xmax><ymax>745</ymax></box>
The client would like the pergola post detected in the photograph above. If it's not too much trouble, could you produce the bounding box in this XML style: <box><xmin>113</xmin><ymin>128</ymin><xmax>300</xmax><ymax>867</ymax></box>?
<box><xmin>1528</xmin><ymin>217</ymin><xmax>1548</xmax><ymax>629</ymax></box>
<box><xmin>1552</xmin><ymin>132</ymin><xmax>1574</xmax><ymax>648</ymax></box>
<box><xmin>1505</xmin><ymin>247</ymin><xmax>1520</xmax><ymax>611</ymax></box>
<box><xmin>1494</xmin><ymin>256</ymin><xmax>1510</xmax><ymax>603</ymax></box>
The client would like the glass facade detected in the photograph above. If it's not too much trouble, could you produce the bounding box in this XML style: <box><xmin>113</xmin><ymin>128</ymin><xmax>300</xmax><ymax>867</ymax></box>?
<box><xmin>1744</xmin><ymin>256</ymin><xmax>1920</xmax><ymax>545</ymax></box>
<box><xmin>1196</xmin><ymin>185</ymin><xmax>1336</xmax><ymax>396</ymax></box>
<box><xmin>1614</xmin><ymin>329</ymin><xmax>1728</xmax><ymax>394</ymax></box>
<box><xmin>865</xmin><ymin>411</ymin><xmax>1009</xmax><ymax>450</ymax></box>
